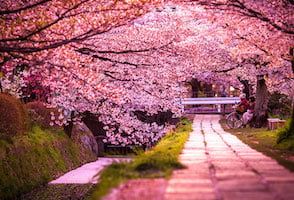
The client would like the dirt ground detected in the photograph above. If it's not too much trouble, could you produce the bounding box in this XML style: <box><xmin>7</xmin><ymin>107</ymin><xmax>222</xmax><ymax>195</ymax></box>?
<box><xmin>102</xmin><ymin>178</ymin><xmax>168</xmax><ymax>200</ymax></box>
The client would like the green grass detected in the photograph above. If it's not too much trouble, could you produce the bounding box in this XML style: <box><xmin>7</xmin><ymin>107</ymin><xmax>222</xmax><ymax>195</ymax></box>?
<box><xmin>20</xmin><ymin>184</ymin><xmax>95</xmax><ymax>200</ymax></box>
<box><xmin>89</xmin><ymin>117</ymin><xmax>193</xmax><ymax>200</ymax></box>
<box><xmin>220</xmin><ymin>119</ymin><xmax>294</xmax><ymax>172</ymax></box>
<box><xmin>0</xmin><ymin>125</ymin><xmax>96</xmax><ymax>200</ymax></box>
<box><xmin>276</xmin><ymin>118</ymin><xmax>294</xmax><ymax>143</ymax></box>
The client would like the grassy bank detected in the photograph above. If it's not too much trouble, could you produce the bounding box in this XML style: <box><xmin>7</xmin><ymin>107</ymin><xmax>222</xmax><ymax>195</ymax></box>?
<box><xmin>89</xmin><ymin>117</ymin><xmax>193</xmax><ymax>200</ymax></box>
<box><xmin>220</xmin><ymin>119</ymin><xmax>294</xmax><ymax>172</ymax></box>
<box><xmin>0</xmin><ymin>125</ymin><xmax>96</xmax><ymax>200</ymax></box>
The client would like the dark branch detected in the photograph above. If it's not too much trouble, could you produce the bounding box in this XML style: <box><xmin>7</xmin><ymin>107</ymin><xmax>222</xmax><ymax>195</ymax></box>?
<box><xmin>0</xmin><ymin>0</ymin><xmax>52</xmax><ymax>15</ymax></box>
<box><xmin>212</xmin><ymin>64</ymin><xmax>242</xmax><ymax>73</ymax></box>
<box><xmin>76</xmin><ymin>40</ymin><xmax>173</xmax><ymax>55</ymax></box>
<box><xmin>104</xmin><ymin>71</ymin><xmax>134</xmax><ymax>82</ymax></box>
<box><xmin>92</xmin><ymin>55</ymin><xmax>151</xmax><ymax>67</ymax></box>
<box><xmin>0</xmin><ymin>24</ymin><xmax>123</xmax><ymax>53</ymax></box>
<box><xmin>188</xmin><ymin>0</ymin><xmax>294</xmax><ymax>35</ymax></box>
<box><xmin>75</xmin><ymin>41</ymin><xmax>174</xmax><ymax>67</ymax></box>
<box><xmin>0</xmin><ymin>0</ymin><xmax>90</xmax><ymax>42</ymax></box>
<box><xmin>234</xmin><ymin>33</ymin><xmax>271</xmax><ymax>55</ymax></box>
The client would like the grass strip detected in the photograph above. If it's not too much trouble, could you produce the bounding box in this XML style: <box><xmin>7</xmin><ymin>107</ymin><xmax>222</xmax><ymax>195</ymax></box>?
<box><xmin>89</xmin><ymin>117</ymin><xmax>193</xmax><ymax>200</ymax></box>
<box><xmin>219</xmin><ymin>119</ymin><xmax>294</xmax><ymax>172</ymax></box>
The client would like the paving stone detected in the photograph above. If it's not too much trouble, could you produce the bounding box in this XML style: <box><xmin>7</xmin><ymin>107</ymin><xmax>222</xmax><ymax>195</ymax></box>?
<box><xmin>180</xmin><ymin>161</ymin><xmax>208</xmax><ymax>166</ymax></box>
<box><xmin>173</xmin><ymin>167</ymin><xmax>210</xmax><ymax>173</ymax></box>
<box><xmin>250</xmin><ymin>163</ymin><xmax>287</xmax><ymax>171</ymax></box>
<box><xmin>210</xmin><ymin>157</ymin><xmax>241</xmax><ymax>162</ymax></box>
<box><xmin>221</xmin><ymin>191</ymin><xmax>274</xmax><ymax>200</ymax></box>
<box><xmin>184</xmin><ymin>144</ymin><xmax>205</xmax><ymax>148</ymax></box>
<box><xmin>230</xmin><ymin>146</ymin><xmax>255</xmax><ymax>151</ymax></box>
<box><xmin>217</xmin><ymin>178</ymin><xmax>267</xmax><ymax>191</ymax></box>
<box><xmin>182</xmin><ymin>149</ymin><xmax>206</xmax><ymax>153</ymax></box>
<box><xmin>179</xmin><ymin>158</ymin><xmax>207</xmax><ymax>162</ymax></box>
<box><xmin>215</xmin><ymin>170</ymin><xmax>257</xmax><ymax>180</ymax></box>
<box><xmin>269</xmin><ymin>182</ymin><xmax>294</xmax><ymax>199</ymax></box>
<box><xmin>164</xmin><ymin>192</ymin><xmax>215</xmax><ymax>200</ymax></box>
<box><xmin>265</xmin><ymin>176</ymin><xmax>294</xmax><ymax>182</ymax></box>
<box><xmin>172</xmin><ymin>170</ymin><xmax>210</xmax><ymax>177</ymax></box>
<box><xmin>237</xmin><ymin>151</ymin><xmax>265</xmax><ymax>155</ymax></box>
<box><xmin>179</xmin><ymin>155</ymin><xmax>207</xmax><ymax>160</ymax></box>
<box><xmin>260</xmin><ymin>170</ymin><xmax>294</xmax><ymax>179</ymax></box>
<box><xmin>171</xmin><ymin>173</ymin><xmax>211</xmax><ymax>179</ymax></box>
<box><xmin>169</xmin><ymin>178</ymin><xmax>213</xmax><ymax>185</ymax></box>
<box><xmin>167</xmin><ymin>182</ymin><xmax>214</xmax><ymax>189</ymax></box>
<box><xmin>212</xmin><ymin>162</ymin><xmax>247</xmax><ymax>170</ymax></box>
<box><xmin>180</xmin><ymin>152</ymin><xmax>207</xmax><ymax>156</ymax></box>
<box><xmin>166</xmin><ymin>186</ymin><xmax>214</xmax><ymax>193</ymax></box>
<box><xmin>206</xmin><ymin>146</ymin><xmax>228</xmax><ymax>150</ymax></box>
<box><xmin>208</xmin><ymin>153</ymin><xmax>237</xmax><ymax>158</ymax></box>
<box><xmin>242</xmin><ymin>157</ymin><xmax>274</xmax><ymax>162</ymax></box>
<box><xmin>103</xmin><ymin>178</ymin><xmax>167</xmax><ymax>200</ymax></box>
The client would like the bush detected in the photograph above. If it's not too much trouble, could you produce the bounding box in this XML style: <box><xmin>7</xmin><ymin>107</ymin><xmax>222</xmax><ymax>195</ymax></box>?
<box><xmin>268</xmin><ymin>92</ymin><xmax>292</xmax><ymax>118</ymax></box>
<box><xmin>0</xmin><ymin>93</ymin><xmax>29</xmax><ymax>138</ymax></box>
<box><xmin>26</xmin><ymin>101</ymin><xmax>62</xmax><ymax>130</ymax></box>
<box><xmin>277</xmin><ymin>117</ymin><xmax>294</xmax><ymax>144</ymax></box>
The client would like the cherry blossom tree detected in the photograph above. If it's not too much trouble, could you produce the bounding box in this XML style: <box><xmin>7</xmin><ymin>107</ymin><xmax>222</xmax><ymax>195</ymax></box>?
<box><xmin>0</xmin><ymin>0</ymin><xmax>163</xmax><ymax>69</ymax></box>
<box><xmin>43</xmin><ymin>6</ymin><xmax>190</xmax><ymax>144</ymax></box>
<box><xmin>174</xmin><ymin>0</ymin><xmax>294</xmax><ymax>127</ymax></box>
<box><xmin>1</xmin><ymin>0</ymin><xmax>293</xmax><ymax>145</ymax></box>
<box><xmin>0</xmin><ymin>0</ymin><xmax>189</xmax><ymax>146</ymax></box>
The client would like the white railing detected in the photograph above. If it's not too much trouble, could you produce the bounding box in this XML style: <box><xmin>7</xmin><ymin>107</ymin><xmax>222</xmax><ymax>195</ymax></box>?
<box><xmin>182</xmin><ymin>97</ymin><xmax>240</xmax><ymax>105</ymax></box>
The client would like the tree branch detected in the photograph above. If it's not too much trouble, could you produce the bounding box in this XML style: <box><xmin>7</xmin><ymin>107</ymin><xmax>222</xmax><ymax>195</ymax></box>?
<box><xmin>0</xmin><ymin>0</ymin><xmax>52</xmax><ymax>15</ymax></box>
<box><xmin>212</xmin><ymin>64</ymin><xmax>242</xmax><ymax>73</ymax></box>
<box><xmin>187</xmin><ymin>0</ymin><xmax>294</xmax><ymax>35</ymax></box>
<box><xmin>0</xmin><ymin>0</ymin><xmax>90</xmax><ymax>42</ymax></box>
<box><xmin>92</xmin><ymin>54</ymin><xmax>152</xmax><ymax>67</ymax></box>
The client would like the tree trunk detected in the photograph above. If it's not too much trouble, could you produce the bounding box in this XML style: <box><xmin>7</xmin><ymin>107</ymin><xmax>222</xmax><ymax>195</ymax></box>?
<box><xmin>250</xmin><ymin>75</ymin><xmax>269</xmax><ymax>128</ymax></box>
<box><xmin>238</xmin><ymin>78</ymin><xmax>252</xmax><ymax>99</ymax></box>
<box><xmin>189</xmin><ymin>78</ymin><xmax>202</xmax><ymax>107</ymax></box>
<box><xmin>203</xmin><ymin>82</ymin><xmax>214</xmax><ymax>97</ymax></box>
<box><xmin>190</xmin><ymin>78</ymin><xmax>201</xmax><ymax>98</ymax></box>
<box><xmin>289</xmin><ymin>47</ymin><xmax>294</xmax><ymax>134</ymax></box>
<box><xmin>63</xmin><ymin>111</ymin><xmax>74</xmax><ymax>137</ymax></box>
<box><xmin>81</xmin><ymin>111</ymin><xmax>106</xmax><ymax>136</ymax></box>
<box><xmin>290</xmin><ymin>107</ymin><xmax>294</xmax><ymax>132</ymax></box>
<box><xmin>63</xmin><ymin>121</ymin><xmax>73</xmax><ymax>138</ymax></box>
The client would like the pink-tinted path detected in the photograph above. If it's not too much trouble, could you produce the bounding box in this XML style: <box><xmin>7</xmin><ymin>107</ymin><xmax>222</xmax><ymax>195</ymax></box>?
<box><xmin>49</xmin><ymin>158</ymin><xmax>131</xmax><ymax>184</ymax></box>
<box><xmin>164</xmin><ymin>114</ymin><xmax>294</xmax><ymax>200</ymax></box>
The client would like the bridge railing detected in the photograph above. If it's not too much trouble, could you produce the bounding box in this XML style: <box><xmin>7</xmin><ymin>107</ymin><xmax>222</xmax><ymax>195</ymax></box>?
<box><xmin>182</xmin><ymin>97</ymin><xmax>240</xmax><ymax>105</ymax></box>
<box><xmin>181</xmin><ymin>91</ymin><xmax>241</xmax><ymax>98</ymax></box>
<box><xmin>182</xmin><ymin>97</ymin><xmax>240</xmax><ymax>114</ymax></box>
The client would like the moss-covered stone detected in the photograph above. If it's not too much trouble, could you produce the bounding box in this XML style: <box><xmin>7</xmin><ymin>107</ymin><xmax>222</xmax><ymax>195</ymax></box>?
<box><xmin>0</xmin><ymin>125</ymin><xmax>96</xmax><ymax>200</ymax></box>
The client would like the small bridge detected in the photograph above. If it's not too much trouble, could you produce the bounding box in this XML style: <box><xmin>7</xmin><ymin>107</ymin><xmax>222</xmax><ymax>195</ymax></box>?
<box><xmin>182</xmin><ymin>97</ymin><xmax>240</xmax><ymax>114</ymax></box>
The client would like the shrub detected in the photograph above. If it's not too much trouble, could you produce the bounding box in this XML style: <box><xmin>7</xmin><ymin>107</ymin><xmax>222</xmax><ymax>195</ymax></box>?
<box><xmin>26</xmin><ymin>101</ymin><xmax>62</xmax><ymax>130</ymax></box>
<box><xmin>268</xmin><ymin>92</ymin><xmax>292</xmax><ymax>118</ymax></box>
<box><xmin>0</xmin><ymin>93</ymin><xmax>29</xmax><ymax>138</ymax></box>
<box><xmin>277</xmin><ymin>117</ymin><xmax>294</xmax><ymax>144</ymax></box>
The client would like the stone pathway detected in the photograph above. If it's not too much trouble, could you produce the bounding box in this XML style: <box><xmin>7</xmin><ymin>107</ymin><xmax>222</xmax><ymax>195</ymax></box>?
<box><xmin>50</xmin><ymin>157</ymin><xmax>132</xmax><ymax>184</ymax></box>
<box><xmin>164</xmin><ymin>114</ymin><xmax>294</xmax><ymax>200</ymax></box>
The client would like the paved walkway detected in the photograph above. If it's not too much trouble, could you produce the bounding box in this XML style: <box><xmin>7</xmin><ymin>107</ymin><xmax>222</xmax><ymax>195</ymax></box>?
<box><xmin>49</xmin><ymin>157</ymin><xmax>131</xmax><ymax>184</ymax></box>
<box><xmin>164</xmin><ymin>115</ymin><xmax>294</xmax><ymax>200</ymax></box>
